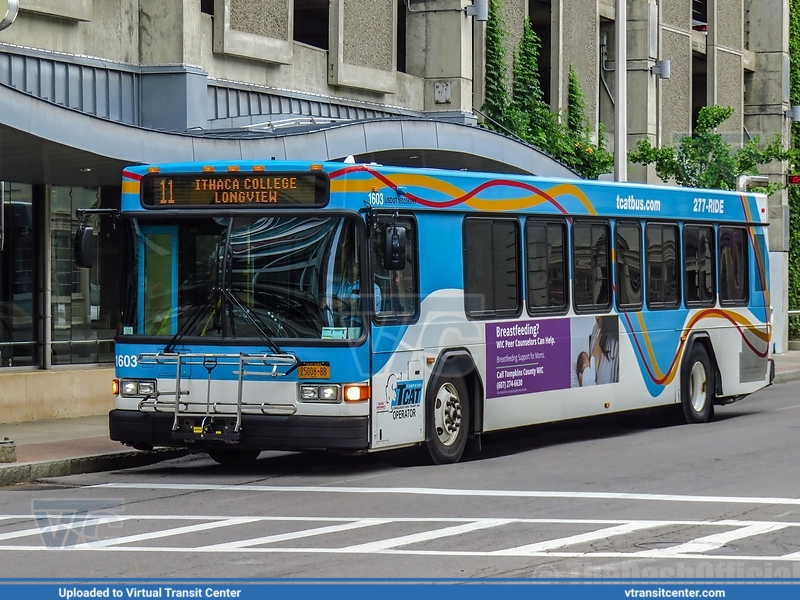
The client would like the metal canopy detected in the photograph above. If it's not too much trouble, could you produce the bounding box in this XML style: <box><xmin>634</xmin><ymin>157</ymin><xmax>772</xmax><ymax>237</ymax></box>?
<box><xmin>0</xmin><ymin>83</ymin><xmax>578</xmax><ymax>187</ymax></box>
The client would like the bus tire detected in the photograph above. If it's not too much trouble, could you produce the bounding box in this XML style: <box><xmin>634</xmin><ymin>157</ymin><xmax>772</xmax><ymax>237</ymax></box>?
<box><xmin>207</xmin><ymin>448</ymin><xmax>261</xmax><ymax>465</ymax></box>
<box><xmin>681</xmin><ymin>344</ymin><xmax>715</xmax><ymax>424</ymax></box>
<box><xmin>426</xmin><ymin>373</ymin><xmax>470</xmax><ymax>464</ymax></box>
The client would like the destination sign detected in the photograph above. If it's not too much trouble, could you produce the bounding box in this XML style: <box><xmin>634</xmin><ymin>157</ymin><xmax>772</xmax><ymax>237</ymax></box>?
<box><xmin>141</xmin><ymin>172</ymin><xmax>329</xmax><ymax>207</ymax></box>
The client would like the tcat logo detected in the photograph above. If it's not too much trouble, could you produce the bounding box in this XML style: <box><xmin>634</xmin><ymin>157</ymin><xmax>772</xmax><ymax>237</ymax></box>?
<box><xmin>392</xmin><ymin>380</ymin><xmax>422</xmax><ymax>408</ymax></box>
<box><xmin>384</xmin><ymin>375</ymin><xmax>423</xmax><ymax>420</ymax></box>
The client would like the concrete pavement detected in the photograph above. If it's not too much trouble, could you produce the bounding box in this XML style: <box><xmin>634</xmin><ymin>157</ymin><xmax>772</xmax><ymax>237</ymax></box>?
<box><xmin>1</xmin><ymin>351</ymin><xmax>800</xmax><ymax>487</ymax></box>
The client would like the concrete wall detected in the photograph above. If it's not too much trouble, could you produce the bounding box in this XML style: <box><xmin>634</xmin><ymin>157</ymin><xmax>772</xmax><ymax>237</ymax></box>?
<box><xmin>0</xmin><ymin>368</ymin><xmax>115</xmax><ymax>423</ymax></box>
<box><xmin>553</xmin><ymin>0</ymin><xmax>598</xmax><ymax>126</ymax></box>
<box><xmin>6</xmin><ymin>0</ymin><xmax>138</xmax><ymax>64</ymax></box>
<box><xmin>708</xmin><ymin>0</ymin><xmax>744</xmax><ymax>137</ymax></box>
<box><xmin>661</xmin><ymin>28</ymin><xmax>692</xmax><ymax>144</ymax></box>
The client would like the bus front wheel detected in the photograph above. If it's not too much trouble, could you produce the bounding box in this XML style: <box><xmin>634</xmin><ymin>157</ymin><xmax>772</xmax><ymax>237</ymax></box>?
<box><xmin>426</xmin><ymin>374</ymin><xmax>470</xmax><ymax>464</ymax></box>
<box><xmin>681</xmin><ymin>344</ymin><xmax>715</xmax><ymax>424</ymax></box>
<box><xmin>207</xmin><ymin>448</ymin><xmax>261</xmax><ymax>465</ymax></box>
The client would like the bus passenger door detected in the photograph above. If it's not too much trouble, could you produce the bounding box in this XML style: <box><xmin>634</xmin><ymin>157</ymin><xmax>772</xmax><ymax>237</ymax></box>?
<box><xmin>371</xmin><ymin>337</ymin><xmax>425</xmax><ymax>449</ymax></box>
<box><xmin>138</xmin><ymin>226</ymin><xmax>178</xmax><ymax>336</ymax></box>
<box><xmin>369</xmin><ymin>215</ymin><xmax>425</xmax><ymax>448</ymax></box>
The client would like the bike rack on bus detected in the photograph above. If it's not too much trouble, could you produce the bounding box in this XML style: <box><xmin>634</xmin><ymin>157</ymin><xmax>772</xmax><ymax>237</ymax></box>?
<box><xmin>136</xmin><ymin>351</ymin><xmax>298</xmax><ymax>439</ymax></box>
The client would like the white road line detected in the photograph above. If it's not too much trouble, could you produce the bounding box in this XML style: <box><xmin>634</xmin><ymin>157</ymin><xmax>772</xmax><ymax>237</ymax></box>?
<box><xmin>70</xmin><ymin>517</ymin><xmax>261</xmax><ymax>549</ymax></box>
<box><xmin>635</xmin><ymin>523</ymin><xmax>789</xmax><ymax>556</ymax></box>
<box><xmin>3</xmin><ymin>544</ymin><xmax>800</xmax><ymax>562</ymax></box>
<box><xmin>0</xmin><ymin>515</ymin><xmax>799</xmax><ymax>563</ymax></box>
<box><xmin>491</xmin><ymin>521</ymin><xmax>666</xmax><ymax>555</ymax></box>
<box><xmin>95</xmin><ymin>483</ymin><xmax>800</xmax><ymax>506</ymax></box>
<box><xmin>341</xmin><ymin>519</ymin><xmax>514</xmax><ymax>552</ymax></box>
<box><xmin>199</xmin><ymin>519</ymin><xmax>390</xmax><ymax>550</ymax></box>
<box><xmin>0</xmin><ymin>516</ymin><xmax>126</xmax><ymax>542</ymax></box>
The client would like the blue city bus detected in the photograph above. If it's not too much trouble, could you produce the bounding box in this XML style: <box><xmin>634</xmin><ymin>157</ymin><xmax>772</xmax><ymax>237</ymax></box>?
<box><xmin>77</xmin><ymin>160</ymin><xmax>773</xmax><ymax>464</ymax></box>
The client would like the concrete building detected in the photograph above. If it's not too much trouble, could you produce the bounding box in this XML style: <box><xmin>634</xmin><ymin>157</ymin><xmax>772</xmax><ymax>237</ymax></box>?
<box><xmin>0</xmin><ymin>0</ymin><xmax>792</xmax><ymax>422</ymax></box>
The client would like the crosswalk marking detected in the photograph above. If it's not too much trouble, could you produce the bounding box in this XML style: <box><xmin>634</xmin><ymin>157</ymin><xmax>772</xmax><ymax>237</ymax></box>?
<box><xmin>70</xmin><ymin>516</ymin><xmax>262</xmax><ymax>549</ymax></box>
<box><xmin>491</xmin><ymin>521</ymin><xmax>666</xmax><ymax>555</ymax></box>
<box><xmin>341</xmin><ymin>519</ymin><xmax>514</xmax><ymax>552</ymax></box>
<box><xmin>199</xmin><ymin>519</ymin><xmax>390</xmax><ymax>550</ymax></box>
<box><xmin>634</xmin><ymin>523</ymin><xmax>789</xmax><ymax>556</ymax></box>
<box><xmin>1</xmin><ymin>513</ymin><xmax>799</xmax><ymax>561</ymax></box>
<box><xmin>0</xmin><ymin>515</ymin><xmax>126</xmax><ymax>542</ymax></box>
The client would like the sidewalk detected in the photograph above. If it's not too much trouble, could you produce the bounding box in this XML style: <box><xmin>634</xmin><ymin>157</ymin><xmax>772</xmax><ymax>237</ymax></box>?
<box><xmin>1</xmin><ymin>351</ymin><xmax>800</xmax><ymax>487</ymax></box>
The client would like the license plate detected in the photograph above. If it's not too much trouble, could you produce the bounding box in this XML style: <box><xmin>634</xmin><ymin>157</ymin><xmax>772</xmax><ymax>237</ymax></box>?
<box><xmin>298</xmin><ymin>363</ymin><xmax>330</xmax><ymax>379</ymax></box>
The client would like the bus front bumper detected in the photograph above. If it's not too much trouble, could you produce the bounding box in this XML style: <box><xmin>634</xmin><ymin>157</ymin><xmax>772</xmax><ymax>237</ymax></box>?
<box><xmin>109</xmin><ymin>409</ymin><xmax>369</xmax><ymax>452</ymax></box>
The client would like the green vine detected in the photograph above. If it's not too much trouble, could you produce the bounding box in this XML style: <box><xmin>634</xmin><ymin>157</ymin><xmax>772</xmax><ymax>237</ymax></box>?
<box><xmin>790</xmin><ymin>0</ymin><xmax>800</xmax><ymax>338</ymax></box>
<box><xmin>481</xmin><ymin>0</ymin><xmax>510</xmax><ymax>132</ymax></box>
<box><xmin>482</xmin><ymin>8</ymin><xmax>613</xmax><ymax>179</ymax></box>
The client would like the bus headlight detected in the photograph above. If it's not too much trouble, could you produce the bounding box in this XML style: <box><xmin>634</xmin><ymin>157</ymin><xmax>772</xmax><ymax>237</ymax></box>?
<box><xmin>299</xmin><ymin>384</ymin><xmax>340</xmax><ymax>403</ymax></box>
<box><xmin>120</xmin><ymin>379</ymin><xmax>157</xmax><ymax>397</ymax></box>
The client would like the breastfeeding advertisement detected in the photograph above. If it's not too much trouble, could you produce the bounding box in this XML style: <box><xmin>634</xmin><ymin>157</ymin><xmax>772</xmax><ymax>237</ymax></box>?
<box><xmin>485</xmin><ymin>315</ymin><xmax>619</xmax><ymax>399</ymax></box>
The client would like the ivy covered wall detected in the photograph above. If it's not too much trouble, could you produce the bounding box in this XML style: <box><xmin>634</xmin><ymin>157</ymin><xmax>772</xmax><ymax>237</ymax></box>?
<box><xmin>790</xmin><ymin>0</ymin><xmax>800</xmax><ymax>338</ymax></box>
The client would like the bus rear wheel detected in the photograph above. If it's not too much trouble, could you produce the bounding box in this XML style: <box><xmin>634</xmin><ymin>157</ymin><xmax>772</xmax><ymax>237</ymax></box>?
<box><xmin>681</xmin><ymin>344</ymin><xmax>715</xmax><ymax>424</ymax></box>
<box><xmin>207</xmin><ymin>448</ymin><xmax>261</xmax><ymax>465</ymax></box>
<box><xmin>426</xmin><ymin>374</ymin><xmax>470</xmax><ymax>464</ymax></box>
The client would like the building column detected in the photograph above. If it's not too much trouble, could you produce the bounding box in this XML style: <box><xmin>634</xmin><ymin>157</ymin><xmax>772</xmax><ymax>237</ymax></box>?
<box><xmin>744</xmin><ymin>0</ymin><xmax>791</xmax><ymax>353</ymax></box>
<box><xmin>626</xmin><ymin>0</ymin><xmax>660</xmax><ymax>183</ymax></box>
<box><xmin>406</xmin><ymin>0</ymin><xmax>476</xmax><ymax>122</ymax></box>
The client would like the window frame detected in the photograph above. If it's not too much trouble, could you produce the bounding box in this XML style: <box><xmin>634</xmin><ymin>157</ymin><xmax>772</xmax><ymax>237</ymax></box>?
<box><xmin>462</xmin><ymin>215</ymin><xmax>522</xmax><ymax>320</ymax></box>
<box><xmin>683</xmin><ymin>223</ymin><xmax>716</xmax><ymax>308</ymax></box>
<box><xmin>371</xmin><ymin>212</ymin><xmax>421</xmax><ymax>326</ymax></box>
<box><xmin>524</xmin><ymin>217</ymin><xmax>569</xmax><ymax>316</ymax></box>
<box><xmin>645</xmin><ymin>222</ymin><xmax>681</xmax><ymax>310</ymax></box>
<box><xmin>614</xmin><ymin>219</ymin><xmax>643</xmax><ymax>312</ymax></box>
<box><xmin>571</xmin><ymin>219</ymin><xmax>612</xmax><ymax>314</ymax></box>
<box><xmin>718</xmin><ymin>225</ymin><xmax>749</xmax><ymax>307</ymax></box>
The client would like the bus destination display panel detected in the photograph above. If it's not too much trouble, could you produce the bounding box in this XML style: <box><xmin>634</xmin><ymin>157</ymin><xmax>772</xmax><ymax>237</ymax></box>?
<box><xmin>141</xmin><ymin>172</ymin><xmax>329</xmax><ymax>207</ymax></box>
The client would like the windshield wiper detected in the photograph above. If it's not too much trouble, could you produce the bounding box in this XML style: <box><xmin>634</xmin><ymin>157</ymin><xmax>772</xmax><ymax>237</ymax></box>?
<box><xmin>223</xmin><ymin>286</ymin><xmax>283</xmax><ymax>354</ymax></box>
<box><xmin>163</xmin><ymin>285</ymin><xmax>221</xmax><ymax>354</ymax></box>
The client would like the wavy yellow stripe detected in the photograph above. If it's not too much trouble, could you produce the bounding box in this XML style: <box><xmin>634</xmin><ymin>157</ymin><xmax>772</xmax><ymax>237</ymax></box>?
<box><xmin>686</xmin><ymin>309</ymin><xmax>770</xmax><ymax>343</ymax></box>
<box><xmin>546</xmin><ymin>183</ymin><xmax>596</xmax><ymax>215</ymax></box>
<box><xmin>331</xmin><ymin>174</ymin><xmax>597</xmax><ymax>214</ymax></box>
<box><xmin>331</xmin><ymin>173</ymin><xmax>465</xmax><ymax>198</ymax></box>
<box><xmin>122</xmin><ymin>181</ymin><xmax>140</xmax><ymax>194</ymax></box>
<box><xmin>635</xmin><ymin>309</ymin><xmax>769</xmax><ymax>385</ymax></box>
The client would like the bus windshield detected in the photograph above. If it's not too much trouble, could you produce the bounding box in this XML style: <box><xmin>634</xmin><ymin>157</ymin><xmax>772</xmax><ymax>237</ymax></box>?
<box><xmin>119</xmin><ymin>214</ymin><xmax>367</xmax><ymax>341</ymax></box>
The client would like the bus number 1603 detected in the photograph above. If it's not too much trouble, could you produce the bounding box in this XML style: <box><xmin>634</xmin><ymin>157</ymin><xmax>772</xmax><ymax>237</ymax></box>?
<box><xmin>116</xmin><ymin>355</ymin><xmax>139</xmax><ymax>368</ymax></box>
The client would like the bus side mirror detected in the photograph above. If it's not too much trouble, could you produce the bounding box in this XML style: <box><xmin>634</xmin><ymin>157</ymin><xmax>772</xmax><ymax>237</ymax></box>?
<box><xmin>383</xmin><ymin>226</ymin><xmax>406</xmax><ymax>271</ymax></box>
<box><xmin>74</xmin><ymin>224</ymin><xmax>95</xmax><ymax>269</ymax></box>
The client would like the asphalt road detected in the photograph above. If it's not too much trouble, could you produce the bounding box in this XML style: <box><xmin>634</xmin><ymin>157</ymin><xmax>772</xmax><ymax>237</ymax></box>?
<box><xmin>1</xmin><ymin>382</ymin><xmax>800</xmax><ymax>580</ymax></box>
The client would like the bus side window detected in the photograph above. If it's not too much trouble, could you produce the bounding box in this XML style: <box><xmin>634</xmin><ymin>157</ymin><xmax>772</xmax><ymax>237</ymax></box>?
<box><xmin>719</xmin><ymin>226</ymin><xmax>747</xmax><ymax>305</ymax></box>
<box><xmin>684</xmin><ymin>224</ymin><xmax>715</xmax><ymax>306</ymax></box>
<box><xmin>572</xmin><ymin>220</ymin><xmax>611</xmax><ymax>312</ymax></box>
<box><xmin>615</xmin><ymin>221</ymin><xmax>642</xmax><ymax>311</ymax></box>
<box><xmin>372</xmin><ymin>217</ymin><xmax>418</xmax><ymax>320</ymax></box>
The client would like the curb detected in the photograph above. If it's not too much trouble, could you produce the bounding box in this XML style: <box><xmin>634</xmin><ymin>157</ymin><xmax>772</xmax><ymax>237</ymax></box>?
<box><xmin>0</xmin><ymin>448</ymin><xmax>189</xmax><ymax>487</ymax></box>
<box><xmin>774</xmin><ymin>370</ymin><xmax>800</xmax><ymax>385</ymax></box>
